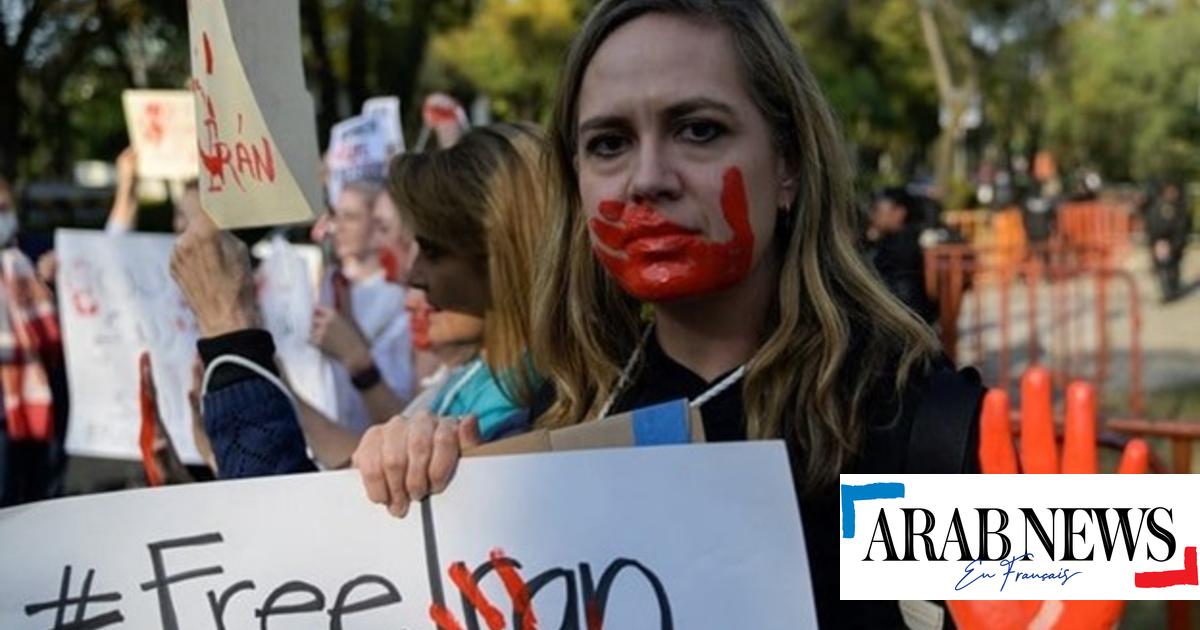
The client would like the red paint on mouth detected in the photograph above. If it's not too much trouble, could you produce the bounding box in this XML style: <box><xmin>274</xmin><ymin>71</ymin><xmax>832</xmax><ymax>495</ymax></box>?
<box><xmin>588</xmin><ymin>167</ymin><xmax>753</xmax><ymax>301</ymax></box>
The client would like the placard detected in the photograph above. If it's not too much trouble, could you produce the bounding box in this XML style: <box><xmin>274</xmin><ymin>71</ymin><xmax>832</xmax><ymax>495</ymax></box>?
<box><xmin>121</xmin><ymin>90</ymin><xmax>200</xmax><ymax>180</ymax></box>
<box><xmin>187</xmin><ymin>0</ymin><xmax>322</xmax><ymax>228</ymax></box>
<box><xmin>0</xmin><ymin>443</ymin><xmax>815</xmax><ymax>628</ymax></box>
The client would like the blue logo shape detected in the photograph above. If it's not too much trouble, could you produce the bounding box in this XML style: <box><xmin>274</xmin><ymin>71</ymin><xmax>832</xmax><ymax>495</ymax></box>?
<box><xmin>841</xmin><ymin>483</ymin><xmax>905</xmax><ymax>538</ymax></box>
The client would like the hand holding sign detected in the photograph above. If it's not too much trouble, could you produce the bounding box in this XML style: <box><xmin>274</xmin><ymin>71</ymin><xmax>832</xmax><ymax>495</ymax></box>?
<box><xmin>352</xmin><ymin>411</ymin><xmax>482</xmax><ymax>518</ymax></box>
<box><xmin>169</xmin><ymin>209</ymin><xmax>259</xmax><ymax>337</ymax></box>
<box><xmin>948</xmin><ymin>367</ymin><xmax>1150</xmax><ymax>630</ymax></box>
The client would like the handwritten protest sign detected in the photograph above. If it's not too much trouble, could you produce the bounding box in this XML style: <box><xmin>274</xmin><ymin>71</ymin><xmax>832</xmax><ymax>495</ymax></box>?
<box><xmin>363</xmin><ymin>96</ymin><xmax>406</xmax><ymax>157</ymax></box>
<box><xmin>56</xmin><ymin>230</ymin><xmax>335</xmax><ymax>463</ymax></box>
<box><xmin>256</xmin><ymin>237</ymin><xmax>337</xmax><ymax>420</ymax></box>
<box><xmin>188</xmin><ymin>0</ymin><xmax>322</xmax><ymax>228</ymax></box>
<box><xmin>121</xmin><ymin>90</ymin><xmax>199</xmax><ymax>180</ymax></box>
<box><xmin>326</xmin><ymin>115</ymin><xmax>392</xmax><ymax>209</ymax></box>
<box><xmin>0</xmin><ymin>443</ymin><xmax>815</xmax><ymax>628</ymax></box>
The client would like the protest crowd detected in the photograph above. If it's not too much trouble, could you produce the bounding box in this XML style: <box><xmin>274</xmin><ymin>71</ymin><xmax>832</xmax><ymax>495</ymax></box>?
<box><xmin>0</xmin><ymin>0</ymin><xmax>1196</xmax><ymax>628</ymax></box>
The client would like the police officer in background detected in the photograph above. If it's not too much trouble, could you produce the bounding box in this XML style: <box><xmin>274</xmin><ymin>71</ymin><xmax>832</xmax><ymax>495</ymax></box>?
<box><xmin>1144</xmin><ymin>182</ymin><xmax>1193</xmax><ymax>303</ymax></box>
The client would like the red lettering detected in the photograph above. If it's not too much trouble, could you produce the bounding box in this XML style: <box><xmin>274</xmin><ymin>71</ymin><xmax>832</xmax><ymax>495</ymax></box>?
<box><xmin>252</xmin><ymin>138</ymin><xmax>276</xmax><ymax>182</ymax></box>
<box><xmin>234</xmin><ymin>142</ymin><xmax>255</xmax><ymax>180</ymax></box>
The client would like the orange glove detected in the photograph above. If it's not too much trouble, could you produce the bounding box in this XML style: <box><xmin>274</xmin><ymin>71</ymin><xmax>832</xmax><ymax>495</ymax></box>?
<box><xmin>947</xmin><ymin>367</ymin><xmax>1150</xmax><ymax>630</ymax></box>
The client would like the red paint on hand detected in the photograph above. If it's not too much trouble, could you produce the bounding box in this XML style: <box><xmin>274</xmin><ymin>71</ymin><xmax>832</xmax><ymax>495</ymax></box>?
<box><xmin>138</xmin><ymin>352</ymin><xmax>164</xmax><ymax>487</ymax></box>
<box><xmin>589</xmin><ymin>167</ymin><xmax>754</xmax><ymax>302</ymax></box>
<box><xmin>1135</xmin><ymin>546</ymin><xmax>1199</xmax><ymax>588</ymax></box>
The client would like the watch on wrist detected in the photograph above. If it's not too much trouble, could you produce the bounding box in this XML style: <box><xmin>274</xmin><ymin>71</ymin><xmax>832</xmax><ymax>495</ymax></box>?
<box><xmin>350</xmin><ymin>361</ymin><xmax>382</xmax><ymax>391</ymax></box>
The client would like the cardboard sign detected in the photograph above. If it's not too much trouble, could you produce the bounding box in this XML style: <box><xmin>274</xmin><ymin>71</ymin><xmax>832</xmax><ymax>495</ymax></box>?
<box><xmin>121</xmin><ymin>90</ymin><xmax>200</xmax><ymax>180</ymax></box>
<box><xmin>187</xmin><ymin>0</ymin><xmax>322</xmax><ymax>228</ymax></box>
<box><xmin>468</xmin><ymin>398</ymin><xmax>706</xmax><ymax>457</ymax></box>
<box><xmin>325</xmin><ymin>115</ymin><xmax>391</xmax><ymax>208</ymax></box>
<box><xmin>0</xmin><ymin>443</ymin><xmax>816</xmax><ymax>628</ymax></box>
<box><xmin>55</xmin><ymin>230</ymin><xmax>335</xmax><ymax>464</ymax></box>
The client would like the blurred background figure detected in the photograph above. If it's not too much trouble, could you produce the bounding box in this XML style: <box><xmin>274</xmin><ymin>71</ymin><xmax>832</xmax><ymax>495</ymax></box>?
<box><xmin>316</xmin><ymin>179</ymin><xmax>413</xmax><ymax>434</ymax></box>
<box><xmin>0</xmin><ymin>175</ymin><xmax>68</xmax><ymax>506</ymax></box>
<box><xmin>865</xmin><ymin>187</ymin><xmax>937</xmax><ymax>325</ymax></box>
<box><xmin>1144</xmin><ymin>182</ymin><xmax>1193</xmax><ymax>303</ymax></box>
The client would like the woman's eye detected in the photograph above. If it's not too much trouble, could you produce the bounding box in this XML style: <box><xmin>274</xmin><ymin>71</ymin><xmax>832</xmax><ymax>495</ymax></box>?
<box><xmin>678</xmin><ymin>120</ymin><xmax>725</xmax><ymax>144</ymax></box>
<box><xmin>584</xmin><ymin>134</ymin><xmax>630</xmax><ymax>159</ymax></box>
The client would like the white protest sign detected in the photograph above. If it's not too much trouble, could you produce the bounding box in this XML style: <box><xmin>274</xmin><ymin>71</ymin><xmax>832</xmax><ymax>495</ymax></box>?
<box><xmin>188</xmin><ymin>0</ymin><xmax>322</xmax><ymax>228</ymax></box>
<box><xmin>121</xmin><ymin>90</ymin><xmax>200</xmax><ymax>180</ymax></box>
<box><xmin>56</xmin><ymin>229</ymin><xmax>335</xmax><ymax>464</ymax></box>
<box><xmin>256</xmin><ymin>237</ymin><xmax>337</xmax><ymax>420</ymax></box>
<box><xmin>363</xmin><ymin>96</ymin><xmax>406</xmax><ymax>157</ymax></box>
<box><xmin>0</xmin><ymin>443</ymin><xmax>816</xmax><ymax>629</ymax></box>
<box><xmin>326</xmin><ymin>114</ymin><xmax>391</xmax><ymax>208</ymax></box>
<box><xmin>57</xmin><ymin>229</ymin><xmax>203</xmax><ymax>463</ymax></box>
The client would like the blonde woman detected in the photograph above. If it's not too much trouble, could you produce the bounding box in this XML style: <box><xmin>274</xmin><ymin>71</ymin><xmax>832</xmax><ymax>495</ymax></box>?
<box><xmin>172</xmin><ymin>123</ymin><xmax>548</xmax><ymax>479</ymax></box>
<box><xmin>354</xmin><ymin>1</ymin><xmax>984</xmax><ymax>625</ymax></box>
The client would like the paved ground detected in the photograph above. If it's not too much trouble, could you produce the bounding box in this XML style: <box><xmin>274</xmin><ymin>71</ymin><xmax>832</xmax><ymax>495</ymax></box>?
<box><xmin>953</xmin><ymin>239</ymin><xmax>1200</xmax><ymax>415</ymax></box>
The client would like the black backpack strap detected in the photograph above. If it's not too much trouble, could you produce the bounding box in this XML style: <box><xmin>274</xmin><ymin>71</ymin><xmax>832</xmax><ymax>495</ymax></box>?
<box><xmin>906</xmin><ymin>366</ymin><xmax>986</xmax><ymax>474</ymax></box>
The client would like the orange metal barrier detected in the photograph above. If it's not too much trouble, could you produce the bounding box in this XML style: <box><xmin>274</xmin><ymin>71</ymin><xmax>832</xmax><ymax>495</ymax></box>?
<box><xmin>1058</xmin><ymin>200</ymin><xmax>1135</xmax><ymax>255</ymax></box>
<box><xmin>925</xmin><ymin>243</ymin><xmax>1143</xmax><ymax>417</ymax></box>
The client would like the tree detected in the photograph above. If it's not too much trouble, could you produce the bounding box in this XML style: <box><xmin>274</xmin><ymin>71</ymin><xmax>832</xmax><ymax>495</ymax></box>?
<box><xmin>428</xmin><ymin>0</ymin><xmax>583</xmax><ymax>122</ymax></box>
<box><xmin>1044</xmin><ymin>1</ymin><xmax>1200</xmax><ymax>182</ymax></box>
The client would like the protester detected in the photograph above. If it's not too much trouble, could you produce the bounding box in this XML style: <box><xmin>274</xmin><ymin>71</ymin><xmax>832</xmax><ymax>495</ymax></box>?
<box><xmin>864</xmin><ymin>187</ymin><xmax>938</xmax><ymax>324</ymax></box>
<box><xmin>104</xmin><ymin>147</ymin><xmax>140</xmax><ymax>234</ymax></box>
<box><xmin>1144</xmin><ymin>182</ymin><xmax>1192</xmax><ymax>303</ymax></box>
<box><xmin>354</xmin><ymin>2</ymin><xmax>984</xmax><ymax>627</ymax></box>
<box><xmin>317</xmin><ymin>179</ymin><xmax>414</xmax><ymax>433</ymax></box>
<box><xmin>170</xmin><ymin>122</ymin><xmax>550</xmax><ymax>477</ymax></box>
<box><xmin>0</xmin><ymin>175</ymin><xmax>69</xmax><ymax>506</ymax></box>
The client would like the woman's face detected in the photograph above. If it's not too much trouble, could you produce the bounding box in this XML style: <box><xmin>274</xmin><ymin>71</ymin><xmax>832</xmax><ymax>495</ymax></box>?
<box><xmin>404</xmin><ymin>288</ymin><xmax>484</xmax><ymax>350</ymax></box>
<box><xmin>332</xmin><ymin>189</ymin><xmax>377</xmax><ymax>263</ymax></box>
<box><xmin>575</xmin><ymin>14</ymin><xmax>796</xmax><ymax>303</ymax></box>
<box><xmin>372</xmin><ymin>193</ymin><xmax>415</xmax><ymax>283</ymax></box>
<box><xmin>406</xmin><ymin>236</ymin><xmax>490</xmax><ymax>316</ymax></box>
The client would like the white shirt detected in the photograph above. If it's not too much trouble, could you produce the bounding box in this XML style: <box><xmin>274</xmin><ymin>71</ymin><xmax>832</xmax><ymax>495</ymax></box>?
<box><xmin>322</xmin><ymin>270</ymin><xmax>414</xmax><ymax>435</ymax></box>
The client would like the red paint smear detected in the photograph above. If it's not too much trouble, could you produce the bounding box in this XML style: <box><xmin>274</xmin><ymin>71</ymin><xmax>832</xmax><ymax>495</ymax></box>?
<box><xmin>429</xmin><ymin>603</ymin><xmax>465</xmax><ymax>630</ymax></box>
<box><xmin>448</xmin><ymin>561</ymin><xmax>506</xmax><ymax>630</ymax></box>
<box><xmin>490</xmin><ymin>549</ymin><xmax>538</xmax><ymax>630</ymax></box>
<box><xmin>585</xmin><ymin>597</ymin><xmax>603</xmax><ymax>630</ymax></box>
<box><xmin>202</xmin><ymin>32</ymin><xmax>214</xmax><ymax>75</ymax></box>
<box><xmin>588</xmin><ymin>167</ymin><xmax>753</xmax><ymax>302</ymax></box>
<box><xmin>1135</xmin><ymin>546</ymin><xmax>1199</xmax><ymax>588</ymax></box>
<box><xmin>137</xmin><ymin>353</ymin><xmax>164</xmax><ymax>487</ymax></box>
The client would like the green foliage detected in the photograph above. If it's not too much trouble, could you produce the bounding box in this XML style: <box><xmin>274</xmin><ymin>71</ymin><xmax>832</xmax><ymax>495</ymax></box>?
<box><xmin>429</xmin><ymin>0</ymin><xmax>582</xmax><ymax>122</ymax></box>
<box><xmin>1043</xmin><ymin>1</ymin><xmax>1200</xmax><ymax>182</ymax></box>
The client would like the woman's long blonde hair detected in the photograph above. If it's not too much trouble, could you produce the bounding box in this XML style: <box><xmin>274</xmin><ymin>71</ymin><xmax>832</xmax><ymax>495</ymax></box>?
<box><xmin>388</xmin><ymin>122</ymin><xmax>546</xmax><ymax>405</ymax></box>
<box><xmin>531</xmin><ymin>0</ymin><xmax>940</xmax><ymax>489</ymax></box>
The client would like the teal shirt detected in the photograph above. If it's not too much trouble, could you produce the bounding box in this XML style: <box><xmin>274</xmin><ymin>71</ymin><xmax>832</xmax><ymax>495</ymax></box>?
<box><xmin>428</xmin><ymin>358</ymin><xmax>533</xmax><ymax>440</ymax></box>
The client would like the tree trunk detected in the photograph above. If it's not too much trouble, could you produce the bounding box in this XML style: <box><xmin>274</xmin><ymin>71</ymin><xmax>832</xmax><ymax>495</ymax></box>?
<box><xmin>302</xmin><ymin>0</ymin><xmax>341</xmax><ymax>150</ymax></box>
<box><xmin>0</xmin><ymin>64</ymin><xmax>21</xmax><ymax>180</ymax></box>
<box><xmin>347</xmin><ymin>0</ymin><xmax>369</xmax><ymax>112</ymax></box>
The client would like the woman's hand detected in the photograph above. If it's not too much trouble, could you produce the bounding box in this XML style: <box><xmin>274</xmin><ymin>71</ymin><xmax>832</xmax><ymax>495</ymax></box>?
<box><xmin>352</xmin><ymin>411</ymin><xmax>482</xmax><ymax>517</ymax></box>
<box><xmin>310</xmin><ymin>305</ymin><xmax>371</xmax><ymax>371</ymax></box>
<box><xmin>948</xmin><ymin>368</ymin><xmax>1149</xmax><ymax>630</ymax></box>
<box><xmin>169</xmin><ymin>210</ymin><xmax>260</xmax><ymax>337</ymax></box>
